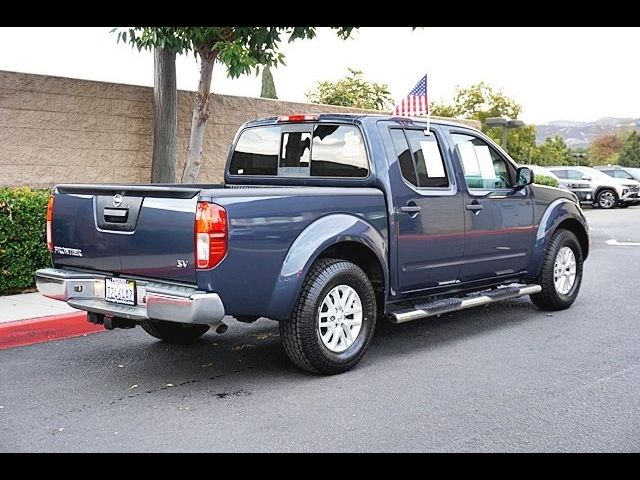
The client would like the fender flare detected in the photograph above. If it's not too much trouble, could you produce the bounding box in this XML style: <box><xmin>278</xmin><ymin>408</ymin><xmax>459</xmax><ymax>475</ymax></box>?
<box><xmin>267</xmin><ymin>214</ymin><xmax>388</xmax><ymax>320</ymax></box>
<box><xmin>527</xmin><ymin>198</ymin><xmax>589</xmax><ymax>279</ymax></box>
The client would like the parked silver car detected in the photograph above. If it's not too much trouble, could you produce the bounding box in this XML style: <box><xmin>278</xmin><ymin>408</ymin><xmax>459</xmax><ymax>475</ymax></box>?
<box><xmin>547</xmin><ymin>166</ymin><xmax>640</xmax><ymax>209</ymax></box>
<box><xmin>596</xmin><ymin>165</ymin><xmax>640</xmax><ymax>182</ymax></box>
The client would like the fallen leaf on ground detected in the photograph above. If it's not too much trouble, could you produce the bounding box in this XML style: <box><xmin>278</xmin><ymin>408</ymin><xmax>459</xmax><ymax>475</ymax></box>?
<box><xmin>201</xmin><ymin>362</ymin><xmax>214</xmax><ymax>368</ymax></box>
<box><xmin>117</xmin><ymin>365</ymin><xmax>124</xmax><ymax>368</ymax></box>
<box><xmin>165</xmin><ymin>383</ymin><xmax>175</xmax><ymax>387</ymax></box>
<box><xmin>232</xmin><ymin>344</ymin><xmax>255</xmax><ymax>352</ymax></box>
<box><xmin>58</xmin><ymin>428</ymin><xmax>64</xmax><ymax>432</ymax></box>
<box><xmin>130</xmin><ymin>384</ymin><xmax>138</xmax><ymax>389</ymax></box>
<box><xmin>253</xmin><ymin>333</ymin><xmax>271</xmax><ymax>341</ymax></box>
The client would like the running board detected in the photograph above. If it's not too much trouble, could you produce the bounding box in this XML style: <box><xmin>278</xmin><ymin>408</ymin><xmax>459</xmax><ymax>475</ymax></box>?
<box><xmin>390</xmin><ymin>284</ymin><xmax>542</xmax><ymax>324</ymax></box>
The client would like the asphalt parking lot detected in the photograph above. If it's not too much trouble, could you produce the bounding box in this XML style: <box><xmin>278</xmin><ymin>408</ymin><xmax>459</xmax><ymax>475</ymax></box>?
<box><xmin>1</xmin><ymin>206</ymin><xmax>639</xmax><ymax>452</ymax></box>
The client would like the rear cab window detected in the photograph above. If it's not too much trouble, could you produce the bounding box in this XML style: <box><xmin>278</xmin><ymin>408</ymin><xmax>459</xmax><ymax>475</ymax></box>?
<box><xmin>229</xmin><ymin>124</ymin><xmax>369</xmax><ymax>178</ymax></box>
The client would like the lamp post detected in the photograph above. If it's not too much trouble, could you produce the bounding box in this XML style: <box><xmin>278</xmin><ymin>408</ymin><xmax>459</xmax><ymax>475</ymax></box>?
<box><xmin>571</xmin><ymin>151</ymin><xmax>586</xmax><ymax>166</ymax></box>
<box><xmin>485</xmin><ymin>117</ymin><xmax>524</xmax><ymax>151</ymax></box>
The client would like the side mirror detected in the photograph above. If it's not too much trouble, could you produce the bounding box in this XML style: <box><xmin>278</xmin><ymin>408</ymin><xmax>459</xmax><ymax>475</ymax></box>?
<box><xmin>515</xmin><ymin>167</ymin><xmax>534</xmax><ymax>189</ymax></box>
<box><xmin>581</xmin><ymin>175</ymin><xmax>592</xmax><ymax>181</ymax></box>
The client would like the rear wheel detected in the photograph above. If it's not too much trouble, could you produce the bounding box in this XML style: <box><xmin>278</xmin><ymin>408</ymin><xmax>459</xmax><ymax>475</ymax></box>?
<box><xmin>530</xmin><ymin>229</ymin><xmax>583</xmax><ymax>311</ymax></box>
<box><xmin>279</xmin><ymin>258</ymin><xmax>377</xmax><ymax>375</ymax></box>
<box><xmin>596</xmin><ymin>189</ymin><xmax>617</xmax><ymax>209</ymax></box>
<box><xmin>141</xmin><ymin>320</ymin><xmax>209</xmax><ymax>343</ymax></box>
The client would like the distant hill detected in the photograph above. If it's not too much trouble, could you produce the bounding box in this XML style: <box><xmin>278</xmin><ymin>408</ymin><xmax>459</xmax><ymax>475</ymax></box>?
<box><xmin>536</xmin><ymin>117</ymin><xmax>640</xmax><ymax>148</ymax></box>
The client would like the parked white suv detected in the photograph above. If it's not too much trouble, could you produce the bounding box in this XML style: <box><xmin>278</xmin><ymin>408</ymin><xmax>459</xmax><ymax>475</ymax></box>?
<box><xmin>547</xmin><ymin>166</ymin><xmax>640</xmax><ymax>209</ymax></box>
<box><xmin>523</xmin><ymin>164</ymin><xmax>592</xmax><ymax>202</ymax></box>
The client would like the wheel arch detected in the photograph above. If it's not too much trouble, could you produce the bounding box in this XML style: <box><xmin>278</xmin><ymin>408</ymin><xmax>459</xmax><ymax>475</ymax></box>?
<box><xmin>267</xmin><ymin>214</ymin><xmax>388</xmax><ymax>320</ymax></box>
<box><xmin>594</xmin><ymin>186</ymin><xmax>619</xmax><ymax>202</ymax></box>
<box><xmin>527</xmin><ymin>198</ymin><xmax>589</xmax><ymax>280</ymax></box>
<box><xmin>556</xmin><ymin>217</ymin><xmax>589</xmax><ymax>261</ymax></box>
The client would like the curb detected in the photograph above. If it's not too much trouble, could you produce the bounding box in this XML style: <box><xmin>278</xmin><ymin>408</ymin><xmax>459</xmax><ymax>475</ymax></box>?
<box><xmin>0</xmin><ymin>312</ymin><xmax>104</xmax><ymax>350</ymax></box>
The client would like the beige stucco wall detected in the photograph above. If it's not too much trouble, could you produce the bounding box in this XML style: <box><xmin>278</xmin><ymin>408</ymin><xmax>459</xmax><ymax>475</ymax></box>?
<box><xmin>0</xmin><ymin>70</ymin><xmax>479</xmax><ymax>188</ymax></box>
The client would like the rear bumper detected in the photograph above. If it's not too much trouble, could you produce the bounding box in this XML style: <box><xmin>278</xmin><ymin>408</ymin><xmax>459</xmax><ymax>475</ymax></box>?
<box><xmin>35</xmin><ymin>268</ymin><xmax>225</xmax><ymax>325</ymax></box>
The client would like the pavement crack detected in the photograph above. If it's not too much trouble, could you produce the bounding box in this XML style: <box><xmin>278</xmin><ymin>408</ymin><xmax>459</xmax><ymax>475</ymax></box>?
<box><xmin>109</xmin><ymin>367</ymin><xmax>255</xmax><ymax>405</ymax></box>
<box><xmin>209</xmin><ymin>389</ymin><xmax>252</xmax><ymax>399</ymax></box>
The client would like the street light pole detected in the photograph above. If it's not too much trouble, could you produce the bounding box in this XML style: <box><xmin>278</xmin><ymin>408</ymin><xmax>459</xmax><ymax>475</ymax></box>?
<box><xmin>502</xmin><ymin>125</ymin><xmax>508</xmax><ymax>151</ymax></box>
<box><xmin>485</xmin><ymin>117</ymin><xmax>524</xmax><ymax>152</ymax></box>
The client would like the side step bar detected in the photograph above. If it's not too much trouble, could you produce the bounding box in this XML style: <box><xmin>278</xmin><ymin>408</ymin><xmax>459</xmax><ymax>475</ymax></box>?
<box><xmin>390</xmin><ymin>284</ymin><xmax>542</xmax><ymax>324</ymax></box>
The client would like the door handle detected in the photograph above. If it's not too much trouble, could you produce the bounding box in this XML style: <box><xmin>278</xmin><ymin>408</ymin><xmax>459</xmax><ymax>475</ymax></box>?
<box><xmin>465</xmin><ymin>202</ymin><xmax>484</xmax><ymax>212</ymax></box>
<box><xmin>400</xmin><ymin>205</ymin><xmax>422</xmax><ymax>213</ymax></box>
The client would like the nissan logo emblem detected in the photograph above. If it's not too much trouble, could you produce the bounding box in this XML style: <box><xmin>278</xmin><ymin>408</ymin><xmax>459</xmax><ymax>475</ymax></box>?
<box><xmin>112</xmin><ymin>194</ymin><xmax>124</xmax><ymax>208</ymax></box>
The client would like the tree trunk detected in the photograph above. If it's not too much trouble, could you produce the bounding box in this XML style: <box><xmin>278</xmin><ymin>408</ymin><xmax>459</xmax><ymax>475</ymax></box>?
<box><xmin>151</xmin><ymin>47</ymin><xmax>177</xmax><ymax>183</ymax></box>
<box><xmin>180</xmin><ymin>51</ymin><xmax>217</xmax><ymax>183</ymax></box>
<box><xmin>261</xmin><ymin>65</ymin><xmax>277</xmax><ymax>99</ymax></box>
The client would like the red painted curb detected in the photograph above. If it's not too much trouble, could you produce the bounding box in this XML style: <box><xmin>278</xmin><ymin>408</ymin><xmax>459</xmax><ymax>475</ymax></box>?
<box><xmin>0</xmin><ymin>312</ymin><xmax>104</xmax><ymax>350</ymax></box>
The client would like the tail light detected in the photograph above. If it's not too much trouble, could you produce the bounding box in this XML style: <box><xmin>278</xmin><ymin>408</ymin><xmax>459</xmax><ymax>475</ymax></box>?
<box><xmin>195</xmin><ymin>202</ymin><xmax>227</xmax><ymax>269</ymax></box>
<box><xmin>46</xmin><ymin>194</ymin><xmax>54</xmax><ymax>252</ymax></box>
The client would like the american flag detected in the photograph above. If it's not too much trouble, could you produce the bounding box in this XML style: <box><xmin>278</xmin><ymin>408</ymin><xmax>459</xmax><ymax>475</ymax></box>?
<box><xmin>393</xmin><ymin>75</ymin><xmax>428</xmax><ymax>117</ymax></box>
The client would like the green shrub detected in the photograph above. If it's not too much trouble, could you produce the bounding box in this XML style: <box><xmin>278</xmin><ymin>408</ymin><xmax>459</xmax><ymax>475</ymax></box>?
<box><xmin>533</xmin><ymin>174</ymin><xmax>559</xmax><ymax>188</ymax></box>
<box><xmin>0</xmin><ymin>187</ymin><xmax>52</xmax><ymax>295</ymax></box>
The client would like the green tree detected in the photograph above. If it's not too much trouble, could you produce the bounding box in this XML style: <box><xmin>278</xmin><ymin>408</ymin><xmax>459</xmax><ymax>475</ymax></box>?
<box><xmin>306</xmin><ymin>68</ymin><xmax>393</xmax><ymax>110</ymax></box>
<box><xmin>260</xmin><ymin>65</ymin><xmax>277</xmax><ymax>99</ymax></box>
<box><xmin>537</xmin><ymin>136</ymin><xmax>573</xmax><ymax>166</ymax></box>
<box><xmin>430</xmin><ymin>82</ymin><xmax>535</xmax><ymax>162</ymax></box>
<box><xmin>618</xmin><ymin>131</ymin><xmax>640</xmax><ymax>168</ymax></box>
<box><xmin>115</xmin><ymin>27</ymin><xmax>358</xmax><ymax>183</ymax></box>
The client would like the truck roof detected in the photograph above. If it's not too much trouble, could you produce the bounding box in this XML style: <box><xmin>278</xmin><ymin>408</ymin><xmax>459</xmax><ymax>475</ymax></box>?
<box><xmin>245</xmin><ymin>113</ymin><xmax>480</xmax><ymax>131</ymax></box>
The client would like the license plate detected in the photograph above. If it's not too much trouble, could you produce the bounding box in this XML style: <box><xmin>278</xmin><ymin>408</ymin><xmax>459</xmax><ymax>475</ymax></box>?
<box><xmin>105</xmin><ymin>277</ymin><xmax>136</xmax><ymax>306</ymax></box>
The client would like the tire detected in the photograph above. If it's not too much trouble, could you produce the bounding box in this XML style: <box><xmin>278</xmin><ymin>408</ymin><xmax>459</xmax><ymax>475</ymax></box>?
<box><xmin>279</xmin><ymin>258</ymin><xmax>377</xmax><ymax>375</ymax></box>
<box><xmin>530</xmin><ymin>229</ymin><xmax>583</xmax><ymax>311</ymax></box>
<box><xmin>596</xmin><ymin>189</ymin><xmax>618</xmax><ymax>209</ymax></box>
<box><xmin>141</xmin><ymin>320</ymin><xmax>209</xmax><ymax>344</ymax></box>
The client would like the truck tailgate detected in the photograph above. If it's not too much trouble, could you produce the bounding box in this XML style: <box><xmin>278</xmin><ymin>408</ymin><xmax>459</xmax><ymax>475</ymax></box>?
<box><xmin>51</xmin><ymin>184</ymin><xmax>202</xmax><ymax>283</ymax></box>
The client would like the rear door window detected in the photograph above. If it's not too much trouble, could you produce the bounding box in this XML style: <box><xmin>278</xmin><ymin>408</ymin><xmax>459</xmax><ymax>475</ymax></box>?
<box><xmin>566</xmin><ymin>170</ymin><xmax>584</xmax><ymax>180</ymax></box>
<box><xmin>390</xmin><ymin>128</ymin><xmax>449</xmax><ymax>188</ymax></box>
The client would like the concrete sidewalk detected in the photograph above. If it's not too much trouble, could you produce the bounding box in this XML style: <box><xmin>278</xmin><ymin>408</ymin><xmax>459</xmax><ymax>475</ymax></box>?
<box><xmin>0</xmin><ymin>293</ymin><xmax>79</xmax><ymax>323</ymax></box>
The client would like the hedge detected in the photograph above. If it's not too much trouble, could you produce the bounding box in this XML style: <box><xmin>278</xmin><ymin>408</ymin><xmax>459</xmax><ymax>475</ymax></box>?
<box><xmin>0</xmin><ymin>187</ymin><xmax>52</xmax><ymax>295</ymax></box>
<box><xmin>534</xmin><ymin>174</ymin><xmax>560</xmax><ymax>188</ymax></box>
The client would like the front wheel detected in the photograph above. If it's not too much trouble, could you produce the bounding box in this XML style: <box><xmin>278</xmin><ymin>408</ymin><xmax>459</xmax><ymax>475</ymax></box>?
<box><xmin>141</xmin><ymin>320</ymin><xmax>209</xmax><ymax>343</ymax></box>
<box><xmin>279</xmin><ymin>258</ymin><xmax>377</xmax><ymax>375</ymax></box>
<box><xmin>596</xmin><ymin>189</ymin><xmax>618</xmax><ymax>209</ymax></box>
<box><xmin>530</xmin><ymin>229</ymin><xmax>583</xmax><ymax>311</ymax></box>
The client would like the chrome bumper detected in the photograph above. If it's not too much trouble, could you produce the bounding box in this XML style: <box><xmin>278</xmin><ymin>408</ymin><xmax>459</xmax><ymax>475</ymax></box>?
<box><xmin>35</xmin><ymin>268</ymin><xmax>225</xmax><ymax>325</ymax></box>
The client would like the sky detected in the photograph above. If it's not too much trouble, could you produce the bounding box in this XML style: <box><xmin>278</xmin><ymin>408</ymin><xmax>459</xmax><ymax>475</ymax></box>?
<box><xmin>0</xmin><ymin>27</ymin><xmax>638</xmax><ymax>125</ymax></box>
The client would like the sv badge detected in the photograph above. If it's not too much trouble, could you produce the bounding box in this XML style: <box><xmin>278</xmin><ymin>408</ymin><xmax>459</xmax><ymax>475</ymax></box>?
<box><xmin>176</xmin><ymin>260</ymin><xmax>189</xmax><ymax>268</ymax></box>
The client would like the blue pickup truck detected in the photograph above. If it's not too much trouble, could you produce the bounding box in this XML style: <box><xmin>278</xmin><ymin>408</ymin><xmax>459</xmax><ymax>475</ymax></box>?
<box><xmin>36</xmin><ymin>114</ymin><xmax>589</xmax><ymax>374</ymax></box>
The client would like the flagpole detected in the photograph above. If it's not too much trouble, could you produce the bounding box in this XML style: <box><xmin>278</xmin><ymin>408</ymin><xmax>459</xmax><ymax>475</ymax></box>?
<box><xmin>425</xmin><ymin>74</ymin><xmax>431</xmax><ymax>135</ymax></box>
